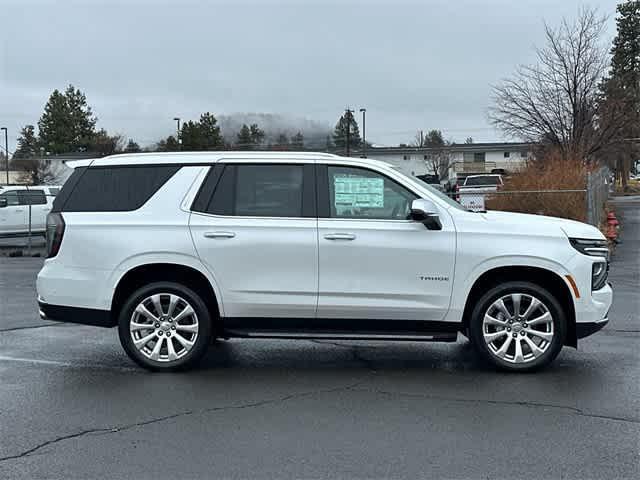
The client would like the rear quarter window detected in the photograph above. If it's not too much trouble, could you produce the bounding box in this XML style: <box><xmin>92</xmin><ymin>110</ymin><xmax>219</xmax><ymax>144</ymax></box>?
<box><xmin>57</xmin><ymin>166</ymin><xmax>180</xmax><ymax>212</ymax></box>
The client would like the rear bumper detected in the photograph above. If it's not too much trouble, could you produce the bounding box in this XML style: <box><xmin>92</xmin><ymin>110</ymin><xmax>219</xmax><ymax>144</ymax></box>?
<box><xmin>38</xmin><ymin>301</ymin><xmax>115</xmax><ymax>328</ymax></box>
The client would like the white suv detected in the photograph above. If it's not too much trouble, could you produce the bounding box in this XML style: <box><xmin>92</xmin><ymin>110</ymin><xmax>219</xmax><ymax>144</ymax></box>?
<box><xmin>36</xmin><ymin>152</ymin><xmax>612</xmax><ymax>372</ymax></box>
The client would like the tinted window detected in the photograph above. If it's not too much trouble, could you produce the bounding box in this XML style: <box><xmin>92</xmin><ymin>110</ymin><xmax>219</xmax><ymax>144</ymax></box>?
<box><xmin>18</xmin><ymin>189</ymin><xmax>47</xmax><ymax>205</ymax></box>
<box><xmin>236</xmin><ymin>165</ymin><xmax>303</xmax><ymax>217</ymax></box>
<box><xmin>464</xmin><ymin>176</ymin><xmax>501</xmax><ymax>186</ymax></box>
<box><xmin>0</xmin><ymin>191</ymin><xmax>19</xmax><ymax>206</ymax></box>
<box><xmin>326</xmin><ymin>166</ymin><xmax>417</xmax><ymax>220</ymax></box>
<box><xmin>61</xmin><ymin>166</ymin><xmax>180</xmax><ymax>212</ymax></box>
<box><xmin>52</xmin><ymin>167</ymin><xmax>87</xmax><ymax>212</ymax></box>
<box><xmin>203</xmin><ymin>164</ymin><xmax>305</xmax><ymax>217</ymax></box>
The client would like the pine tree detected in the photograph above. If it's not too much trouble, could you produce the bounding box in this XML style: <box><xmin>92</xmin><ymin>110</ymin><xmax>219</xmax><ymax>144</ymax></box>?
<box><xmin>236</xmin><ymin>124</ymin><xmax>253</xmax><ymax>150</ymax></box>
<box><xmin>13</xmin><ymin>125</ymin><xmax>40</xmax><ymax>159</ymax></box>
<box><xmin>249</xmin><ymin>124</ymin><xmax>265</xmax><ymax>147</ymax></box>
<box><xmin>37</xmin><ymin>85</ymin><xmax>97</xmax><ymax>154</ymax></box>
<box><xmin>600</xmin><ymin>1</ymin><xmax>640</xmax><ymax>186</ymax></box>
<box><xmin>198</xmin><ymin>112</ymin><xmax>223</xmax><ymax>150</ymax></box>
<box><xmin>610</xmin><ymin>1</ymin><xmax>640</xmax><ymax>86</ymax></box>
<box><xmin>291</xmin><ymin>131</ymin><xmax>304</xmax><ymax>149</ymax></box>
<box><xmin>124</xmin><ymin>139</ymin><xmax>141</xmax><ymax>153</ymax></box>
<box><xmin>332</xmin><ymin>112</ymin><xmax>361</xmax><ymax>152</ymax></box>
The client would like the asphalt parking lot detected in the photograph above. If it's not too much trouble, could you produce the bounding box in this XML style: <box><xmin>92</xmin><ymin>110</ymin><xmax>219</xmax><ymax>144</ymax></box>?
<box><xmin>0</xmin><ymin>198</ymin><xmax>638</xmax><ymax>479</ymax></box>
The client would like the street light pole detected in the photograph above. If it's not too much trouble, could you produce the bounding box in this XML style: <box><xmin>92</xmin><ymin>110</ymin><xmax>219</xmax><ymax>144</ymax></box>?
<box><xmin>173</xmin><ymin>117</ymin><xmax>181</xmax><ymax>150</ymax></box>
<box><xmin>359</xmin><ymin>108</ymin><xmax>367</xmax><ymax>158</ymax></box>
<box><xmin>1</xmin><ymin>127</ymin><xmax>8</xmax><ymax>185</ymax></box>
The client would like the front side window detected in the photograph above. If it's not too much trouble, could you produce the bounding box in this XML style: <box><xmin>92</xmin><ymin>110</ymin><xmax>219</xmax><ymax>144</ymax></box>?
<box><xmin>201</xmin><ymin>164</ymin><xmax>307</xmax><ymax>217</ymax></box>
<box><xmin>0</xmin><ymin>191</ymin><xmax>20</xmax><ymax>206</ymax></box>
<box><xmin>326</xmin><ymin>166</ymin><xmax>417</xmax><ymax>220</ymax></box>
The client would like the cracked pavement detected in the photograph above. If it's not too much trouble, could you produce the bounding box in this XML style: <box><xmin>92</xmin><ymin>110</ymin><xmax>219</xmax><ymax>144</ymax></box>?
<box><xmin>0</xmin><ymin>197</ymin><xmax>638</xmax><ymax>479</ymax></box>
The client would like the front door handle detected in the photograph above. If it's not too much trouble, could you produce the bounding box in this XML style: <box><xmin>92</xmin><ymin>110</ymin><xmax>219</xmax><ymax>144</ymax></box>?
<box><xmin>204</xmin><ymin>231</ymin><xmax>236</xmax><ymax>239</ymax></box>
<box><xmin>324</xmin><ymin>233</ymin><xmax>356</xmax><ymax>241</ymax></box>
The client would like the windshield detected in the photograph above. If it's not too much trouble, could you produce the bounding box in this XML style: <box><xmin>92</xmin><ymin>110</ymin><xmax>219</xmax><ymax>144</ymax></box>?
<box><xmin>391</xmin><ymin>168</ymin><xmax>468</xmax><ymax>211</ymax></box>
<box><xmin>464</xmin><ymin>175</ymin><xmax>501</xmax><ymax>186</ymax></box>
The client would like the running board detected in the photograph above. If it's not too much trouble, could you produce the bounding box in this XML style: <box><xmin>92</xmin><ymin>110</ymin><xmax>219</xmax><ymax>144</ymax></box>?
<box><xmin>223</xmin><ymin>330</ymin><xmax>459</xmax><ymax>342</ymax></box>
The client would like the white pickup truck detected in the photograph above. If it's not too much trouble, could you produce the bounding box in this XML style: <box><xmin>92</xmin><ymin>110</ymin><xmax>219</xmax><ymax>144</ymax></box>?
<box><xmin>457</xmin><ymin>174</ymin><xmax>503</xmax><ymax>211</ymax></box>
<box><xmin>0</xmin><ymin>185</ymin><xmax>60</xmax><ymax>237</ymax></box>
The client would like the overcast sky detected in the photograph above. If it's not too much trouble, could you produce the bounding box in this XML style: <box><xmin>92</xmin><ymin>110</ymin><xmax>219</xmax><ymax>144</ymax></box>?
<box><xmin>0</xmin><ymin>0</ymin><xmax>617</xmax><ymax>151</ymax></box>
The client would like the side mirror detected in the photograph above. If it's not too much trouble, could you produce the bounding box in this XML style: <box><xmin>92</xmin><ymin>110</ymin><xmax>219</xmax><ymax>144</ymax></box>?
<box><xmin>0</xmin><ymin>198</ymin><xmax>7</xmax><ymax>208</ymax></box>
<box><xmin>410</xmin><ymin>198</ymin><xmax>442</xmax><ymax>230</ymax></box>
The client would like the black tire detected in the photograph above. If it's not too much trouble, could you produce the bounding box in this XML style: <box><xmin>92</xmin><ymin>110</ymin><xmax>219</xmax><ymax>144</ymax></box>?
<box><xmin>469</xmin><ymin>281</ymin><xmax>566</xmax><ymax>372</ymax></box>
<box><xmin>118</xmin><ymin>281</ymin><xmax>213</xmax><ymax>372</ymax></box>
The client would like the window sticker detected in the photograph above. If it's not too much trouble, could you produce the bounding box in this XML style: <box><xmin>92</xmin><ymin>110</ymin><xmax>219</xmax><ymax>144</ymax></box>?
<box><xmin>333</xmin><ymin>175</ymin><xmax>384</xmax><ymax>209</ymax></box>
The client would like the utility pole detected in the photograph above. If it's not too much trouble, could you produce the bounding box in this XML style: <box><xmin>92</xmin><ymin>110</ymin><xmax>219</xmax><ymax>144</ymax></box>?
<box><xmin>420</xmin><ymin>130</ymin><xmax>424</xmax><ymax>147</ymax></box>
<box><xmin>1</xmin><ymin>127</ymin><xmax>8</xmax><ymax>185</ymax></box>
<box><xmin>173</xmin><ymin>117</ymin><xmax>181</xmax><ymax>150</ymax></box>
<box><xmin>344</xmin><ymin>108</ymin><xmax>354</xmax><ymax>157</ymax></box>
<box><xmin>360</xmin><ymin>108</ymin><xmax>367</xmax><ymax>158</ymax></box>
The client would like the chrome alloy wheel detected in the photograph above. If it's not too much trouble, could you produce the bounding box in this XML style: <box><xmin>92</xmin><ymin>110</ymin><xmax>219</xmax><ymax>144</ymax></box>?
<box><xmin>482</xmin><ymin>293</ymin><xmax>554</xmax><ymax>364</ymax></box>
<box><xmin>129</xmin><ymin>293</ymin><xmax>199</xmax><ymax>362</ymax></box>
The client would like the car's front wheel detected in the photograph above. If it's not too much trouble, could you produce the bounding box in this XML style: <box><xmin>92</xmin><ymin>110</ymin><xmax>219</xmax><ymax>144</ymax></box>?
<box><xmin>118</xmin><ymin>282</ymin><xmax>212</xmax><ymax>371</ymax></box>
<box><xmin>469</xmin><ymin>281</ymin><xmax>566</xmax><ymax>372</ymax></box>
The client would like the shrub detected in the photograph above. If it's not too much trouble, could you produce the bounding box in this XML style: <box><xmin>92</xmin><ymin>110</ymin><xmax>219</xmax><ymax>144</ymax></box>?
<box><xmin>485</xmin><ymin>152</ymin><xmax>587</xmax><ymax>221</ymax></box>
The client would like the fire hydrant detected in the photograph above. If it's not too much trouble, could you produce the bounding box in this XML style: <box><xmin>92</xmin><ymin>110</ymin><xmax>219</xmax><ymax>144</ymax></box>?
<box><xmin>606</xmin><ymin>211</ymin><xmax>619</xmax><ymax>242</ymax></box>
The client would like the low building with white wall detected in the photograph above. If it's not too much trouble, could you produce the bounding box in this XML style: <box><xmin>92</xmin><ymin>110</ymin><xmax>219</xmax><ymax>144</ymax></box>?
<box><xmin>356</xmin><ymin>142</ymin><xmax>534</xmax><ymax>185</ymax></box>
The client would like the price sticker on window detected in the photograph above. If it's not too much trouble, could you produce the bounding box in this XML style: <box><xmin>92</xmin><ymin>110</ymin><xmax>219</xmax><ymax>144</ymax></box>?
<box><xmin>333</xmin><ymin>176</ymin><xmax>384</xmax><ymax>208</ymax></box>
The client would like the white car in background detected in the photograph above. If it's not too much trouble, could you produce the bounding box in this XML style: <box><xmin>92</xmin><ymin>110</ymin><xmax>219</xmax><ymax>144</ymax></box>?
<box><xmin>458</xmin><ymin>174</ymin><xmax>504</xmax><ymax>211</ymax></box>
<box><xmin>0</xmin><ymin>185</ymin><xmax>60</xmax><ymax>237</ymax></box>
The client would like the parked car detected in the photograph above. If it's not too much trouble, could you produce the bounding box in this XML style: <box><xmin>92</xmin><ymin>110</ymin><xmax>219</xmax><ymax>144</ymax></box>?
<box><xmin>416</xmin><ymin>174</ymin><xmax>444</xmax><ymax>191</ymax></box>
<box><xmin>37</xmin><ymin>152</ymin><xmax>612</xmax><ymax>372</ymax></box>
<box><xmin>457</xmin><ymin>174</ymin><xmax>504</xmax><ymax>211</ymax></box>
<box><xmin>0</xmin><ymin>185</ymin><xmax>60</xmax><ymax>237</ymax></box>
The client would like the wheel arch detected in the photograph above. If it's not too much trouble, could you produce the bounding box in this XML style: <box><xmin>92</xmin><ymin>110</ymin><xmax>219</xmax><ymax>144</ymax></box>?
<box><xmin>460</xmin><ymin>265</ymin><xmax>577</xmax><ymax>347</ymax></box>
<box><xmin>110</xmin><ymin>262</ymin><xmax>222</xmax><ymax>332</ymax></box>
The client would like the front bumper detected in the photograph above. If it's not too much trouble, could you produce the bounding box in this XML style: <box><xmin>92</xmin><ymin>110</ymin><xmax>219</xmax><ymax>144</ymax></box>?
<box><xmin>39</xmin><ymin>300</ymin><xmax>115</xmax><ymax>328</ymax></box>
<box><xmin>576</xmin><ymin>317</ymin><xmax>609</xmax><ymax>339</ymax></box>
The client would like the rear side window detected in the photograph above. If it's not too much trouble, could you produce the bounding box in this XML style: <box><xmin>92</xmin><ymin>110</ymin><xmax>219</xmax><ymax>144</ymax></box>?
<box><xmin>18</xmin><ymin>189</ymin><xmax>47</xmax><ymax>205</ymax></box>
<box><xmin>193</xmin><ymin>164</ymin><xmax>314</xmax><ymax>217</ymax></box>
<box><xmin>59</xmin><ymin>166</ymin><xmax>180</xmax><ymax>212</ymax></box>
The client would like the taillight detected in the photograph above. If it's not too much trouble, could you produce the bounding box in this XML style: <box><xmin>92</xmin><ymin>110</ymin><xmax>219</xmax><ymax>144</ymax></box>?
<box><xmin>454</xmin><ymin>183</ymin><xmax>460</xmax><ymax>201</ymax></box>
<box><xmin>46</xmin><ymin>213</ymin><xmax>65</xmax><ymax>258</ymax></box>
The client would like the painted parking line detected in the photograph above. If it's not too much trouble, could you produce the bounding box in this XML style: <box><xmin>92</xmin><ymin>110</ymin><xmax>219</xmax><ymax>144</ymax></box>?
<box><xmin>0</xmin><ymin>355</ymin><xmax>139</xmax><ymax>371</ymax></box>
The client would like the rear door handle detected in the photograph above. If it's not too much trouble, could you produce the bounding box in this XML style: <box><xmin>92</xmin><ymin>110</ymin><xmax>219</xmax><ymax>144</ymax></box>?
<box><xmin>204</xmin><ymin>231</ymin><xmax>236</xmax><ymax>239</ymax></box>
<box><xmin>324</xmin><ymin>233</ymin><xmax>356</xmax><ymax>241</ymax></box>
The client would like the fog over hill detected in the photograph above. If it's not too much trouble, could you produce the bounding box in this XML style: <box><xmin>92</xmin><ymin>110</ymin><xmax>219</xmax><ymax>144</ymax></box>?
<box><xmin>218</xmin><ymin>113</ymin><xmax>332</xmax><ymax>148</ymax></box>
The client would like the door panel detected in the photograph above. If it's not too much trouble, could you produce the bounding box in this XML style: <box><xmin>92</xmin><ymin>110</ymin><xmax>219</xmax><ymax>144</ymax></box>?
<box><xmin>191</xmin><ymin>216</ymin><xmax>318</xmax><ymax>318</ymax></box>
<box><xmin>0</xmin><ymin>191</ymin><xmax>27</xmax><ymax>234</ymax></box>
<box><xmin>189</xmin><ymin>162</ymin><xmax>318</xmax><ymax>319</ymax></box>
<box><xmin>317</xmin><ymin>164</ymin><xmax>456</xmax><ymax>321</ymax></box>
<box><xmin>317</xmin><ymin>219</ymin><xmax>455</xmax><ymax>320</ymax></box>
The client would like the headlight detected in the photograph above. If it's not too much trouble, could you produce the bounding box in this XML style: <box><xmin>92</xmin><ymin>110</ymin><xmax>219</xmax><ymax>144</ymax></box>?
<box><xmin>569</xmin><ymin>238</ymin><xmax>609</xmax><ymax>259</ymax></box>
<box><xmin>592</xmin><ymin>261</ymin><xmax>608</xmax><ymax>290</ymax></box>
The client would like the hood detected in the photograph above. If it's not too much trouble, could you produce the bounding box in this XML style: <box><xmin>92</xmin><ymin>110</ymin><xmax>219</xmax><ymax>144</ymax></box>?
<box><xmin>480</xmin><ymin>210</ymin><xmax>605</xmax><ymax>240</ymax></box>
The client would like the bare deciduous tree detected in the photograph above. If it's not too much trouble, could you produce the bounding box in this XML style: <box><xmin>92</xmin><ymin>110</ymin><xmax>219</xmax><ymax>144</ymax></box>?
<box><xmin>489</xmin><ymin>8</ymin><xmax>628</xmax><ymax>160</ymax></box>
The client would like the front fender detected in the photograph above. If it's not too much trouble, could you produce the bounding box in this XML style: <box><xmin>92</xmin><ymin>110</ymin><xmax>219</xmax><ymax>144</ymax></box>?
<box><xmin>444</xmin><ymin>254</ymin><xmax>577</xmax><ymax>322</ymax></box>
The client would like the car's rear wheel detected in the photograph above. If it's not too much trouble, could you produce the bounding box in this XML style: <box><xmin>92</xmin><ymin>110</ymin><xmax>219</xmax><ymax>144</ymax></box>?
<box><xmin>469</xmin><ymin>281</ymin><xmax>566</xmax><ymax>372</ymax></box>
<box><xmin>118</xmin><ymin>282</ymin><xmax>212</xmax><ymax>371</ymax></box>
